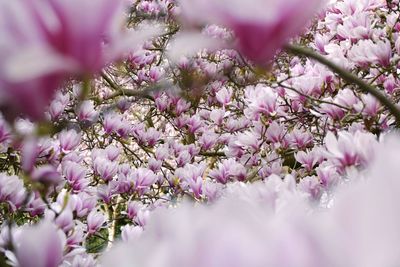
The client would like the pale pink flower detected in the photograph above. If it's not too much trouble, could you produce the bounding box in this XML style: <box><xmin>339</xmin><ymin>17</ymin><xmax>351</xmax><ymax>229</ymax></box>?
<box><xmin>130</xmin><ymin>168</ymin><xmax>158</xmax><ymax>194</ymax></box>
<box><xmin>0</xmin><ymin>0</ymin><xmax>160</xmax><ymax>120</ymax></box>
<box><xmin>121</xmin><ymin>225</ymin><xmax>143</xmax><ymax>243</ymax></box>
<box><xmin>395</xmin><ymin>37</ymin><xmax>400</xmax><ymax>55</ymax></box>
<box><xmin>77</xmin><ymin>101</ymin><xmax>99</xmax><ymax>123</ymax></box>
<box><xmin>63</xmin><ymin>161</ymin><xmax>88</xmax><ymax>192</ymax></box>
<box><xmin>31</xmin><ymin>165</ymin><xmax>63</xmax><ymax>186</ymax></box>
<box><xmin>59</xmin><ymin>129</ymin><xmax>81</xmax><ymax>153</ymax></box>
<box><xmin>0</xmin><ymin>173</ymin><xmax>26</xmax><ymax>210</ymax></box>
<box><xmin>15</xmin><ymin>221</ymin><xmax>66</xmax><ymax>267</ymax></box>
<box><xmin>216</xmin><ymin>87</ymin><xmax>233</xmax><ymax>106</ymax></box>
<box><xmin>87</xmin><ymin>210</ymin><xmax>106</xmax><ymax>235</ymax></box>
<box><xmin>93</xmin><ymin>157</ymin><xmax>118</xmax><ymax>182</ymax></box>
<box><xmin>244</xmin><ymin>84</ymin><xmax>278</xmax><ymax>119</ymax></box>
<box><xmin>178</xmin><ymin>0</ymin><xmax>321</xmax><ymax>64</ymax></box>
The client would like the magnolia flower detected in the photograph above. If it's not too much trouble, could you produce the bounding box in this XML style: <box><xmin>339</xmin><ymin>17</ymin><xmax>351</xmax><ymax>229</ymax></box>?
<box><xmin>14</xmin><ymin>221</ymin><xmax>66</xmax><ymax>267</ymax></box>
<box><xmin>93</xmin><ymin>157</ymin><xmax>119</xmax><ymax>182</ymax></box>
<box><xmin>244</xmin><ymin>84</ymin><xmax>278</xmax><ymax>119</ymax></box>
<box><xmin>31</xmin><ymin>165</ymin><xmax>63</xmax><ymax>186</ymax></box>
<box><xmin>130</xmin><ymin>168</ymin><xmax>158</xmax><ymax>194</ymax></box>
<box><xmin>0</xmin><ymin>0</ymin><xmax>160</xmax><ymax>120</ymax></box>
<box><xmin>177</xmin><ymin>0</ymin><xmax>321</xmax><ymax>64</ymax></box>
<box><xmin>59</xmin><ymin>129</ymin><xmax>81</xmax><ymax>153</ymax></box>
<box><xmin>77</xmin><ymin>101</ymin><xmax>99</xmax><ymax>123</ymax></box>
<box><xmin>63</xmin><ymin>161</ymin><xmax>89</xmax><ymax>192</ymax></box>
<box><xmin>0</xmin><ymin>173</ymin><xmax>26</xmax><ymax>210</ymax></box>
<box><xmin>121</xmin><ymin>225</ymin><xmax>143</xmax><ymax>243</ymax></box>
<box><xmin>87</xmin><ymin>210</ymin><xmax>106</xmax><ymax>235</ymax></box>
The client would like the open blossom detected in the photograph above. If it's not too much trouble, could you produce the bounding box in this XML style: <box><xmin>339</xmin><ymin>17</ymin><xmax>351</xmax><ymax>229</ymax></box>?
<box><xmin>130</xmin><ymin>168</ymin><xmax>158</xmax><ymax>194</ymax></box>
<box><xmin>87</xmin><ymin>210</ymin><xmax>106</xmax><ymax>235</ymax></box>
<box><xmin>0</xmin><ymin>173</ymin><xmax>26</xmax><ymax>210</ymax></box>
<box><xmin>63</xmin><ymin>161</ymin><xmax>88</xmax><ymax>192</ymax></box>
<box><xmin>14</xmin><ymin>221</ymin><xmax>66</xmax><ymax>267</ymax></box>
<box><xmin>324</xmin><ymin>130</ymin><xmax>377</xmax><ymax>170</ymax></box>
<box><xmin>77</xmin><ymin>101</ymin><xmax>99</xmax><ymax>123</ymax></box>
<box><xmin>244</xmin><ymin>84</ymin><xmax>279</xmax><ymax>119</ymax></box>
<box><xmin>178</xmin><ymin>0</ymin><xmax>321</xmax><ymax>64</ymax></box>
<box><xmin>216</xmin><ymin>87</ymin><xmax>233</xmax><ymax>106</ymax></box>
<box><xmin>209</xmin><ymin>159</ymin><xmax>247</xmax><ymax>184</ymax></box>
<box><xmin>93</xmin><ymin>157</ymin><xmax>119</xmax><ymax>182</ymax></box>
<box><xmin>59</xmin><ymin>129</ymin><xmax>81</xmax><ymax>153</ymax></box>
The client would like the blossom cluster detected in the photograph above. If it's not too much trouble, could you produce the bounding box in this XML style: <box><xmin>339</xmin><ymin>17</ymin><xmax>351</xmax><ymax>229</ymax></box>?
<box><xmin>0</xmin><ymin>0</ymin><xmax>400</xmax><ymax>266</ymax></box>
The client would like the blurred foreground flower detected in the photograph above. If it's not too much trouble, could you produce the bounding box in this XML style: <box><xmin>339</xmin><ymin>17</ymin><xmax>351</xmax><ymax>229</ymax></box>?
<box><xmin>102</xmin><ymin>134</ymin><xmax>400</xmax><ymax>267</ymax></box>
<box><xmin>0</xmin><ymin>0</ymin><xmax>160</xmax><ymax>120</ymax></box>
<box><xmin>176</xmin><ymin>0</ymin><xmax>321</xmax><ymax>65</ymax></box>
<box><xmin>14</xmin><ymin>221</ymin><xmax>66</xmax><ymax>267</ymax></box>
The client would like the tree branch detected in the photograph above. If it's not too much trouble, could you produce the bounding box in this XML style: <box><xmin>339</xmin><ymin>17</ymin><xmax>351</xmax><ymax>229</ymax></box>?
<box><xmin>285</xmin><ymin>44</ymin><xmax>400</xmax><ymax>127</ymax></box>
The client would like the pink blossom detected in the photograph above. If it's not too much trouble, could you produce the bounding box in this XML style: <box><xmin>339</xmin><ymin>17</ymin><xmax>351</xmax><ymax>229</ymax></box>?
<box><xmin>288</xmin><ymin>128</ymin><xmax>313</xmax><ymax>149</ymax></box>
<box><xmin>265</xmin><ymin>122</ymin><xmax>284</xmax><ymax>144</ymax></box>
<box><xmin>87</xmin><ymin>210</ymin><xmax>106</xmax><ymax>235</ymax></box>
<box><xmin>135</xmin><ymin>209</ymin><xmax>151</xmax><ymax>227</ymax></box>
<box><xmin>298</xmin><ymin>176</ymin><xmax>322</xmax><ymax>200</ymax></box>
<box><xmin>15</xmin><ymin>221</ymin><xmax>66</xmax><ymax>267</ymax></box>
<box><xmin>0</xmin><ymin>0</ymin><xmax>159</xmax><ymax>120</ymax></box>
<box><xmin>49</xmin><ymin>100</ymin><xmax>66</xmax><ymax>121</ymax></box>
<box><xmin>130</xmin><ymin>168</ymin><xmax>158</xmax><ymax>194</ymax></box>
<box><xmin>0</xmin><ymin>173</ymin><xmax>26</xmax><ymax>210</ymax></box>
<box><xmin>74</xmin><ymin>193</ymin><xmax>97</xmax><ymax>218</ymax></box>
<box><xmin>319</xmin><ymin>99</ymin><xmax>346</xmax><ymax>120</ymax></box>
<box><xmin>209</xmin><ymin>159</ymin><xmax>247</xmax><ymax>184</ymax></box>
<box><xmin>178</xmin><ymin>0</ymin><xmax>321</xmax><ymax>64</ymax></box>
<box><xmin>59</xmin><ymin>129</ymin><xmax>81</xmax><ymax>153</ymax></box>
<box><xmin>104</xmin><ymin>145</ymin><xmax>120</xmax><ymax>162</ymax></box>
<box><xmin>77</xmin><ymin>101</ymin><xmax>99</xmax><ymax>123</ymax></box>
<box><xmin>121</xmin><ymin>225</ymin><xmax>143</xmax><ymax>243</ymax></box>
<box><xmin>396</xmin><ymin>37</ymin><xmax>400</xmax><ymax>55</ymax></box>
<box><xmin>244</xmin><ymin>85</ymin><xmax>278</xmax><ymax>119</ymax></box>
<box><xmin>93</xmin><ymin>157</ymin><xmax>118</xmax><ymax>182</ymax></box>
<box><xmin>357</xmin><ymin>94</ymin><xmax>381</xmax><ymax>117</ymax></box>
<box><xmin>216</xmin><ymin>87</ymin><xmax>233</xmax><ymax>106</ymax></box>
<box><xmin>54</xmin><ymin>208</ymin><xmax>74</xmax><ymax>233</ymax></box>
<box><xmin>295</xmin><ymin>150</ymin><xmax>319</xmax><ymax>172</ymax></box>
<box><xmin>31</xmin><ymin>165</ymin><xmax>63</xmax><ymax>186</ymax></box>
<box><xmin>63</xmin><ymin>161</ymin><xmax>88</xmax><ymax>192</ymax></box>
<box><xmin>127</xmin><ymin>201</ymin><xmax>143</xmax><ymax>220</ymax></box>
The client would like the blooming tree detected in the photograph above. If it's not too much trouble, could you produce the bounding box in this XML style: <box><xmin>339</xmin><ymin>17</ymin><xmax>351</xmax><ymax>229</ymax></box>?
<box><xmin>1</xmin><ymin>0</ymin><xmax>400</xmax><ymax>266</ymax></box>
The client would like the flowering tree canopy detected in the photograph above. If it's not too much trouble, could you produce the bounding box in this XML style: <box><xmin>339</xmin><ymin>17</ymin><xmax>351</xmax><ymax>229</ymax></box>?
<box><xmin>1</xmin><ymin>0</ymin><xmax>400</xmax><ymax>266</ymax></box>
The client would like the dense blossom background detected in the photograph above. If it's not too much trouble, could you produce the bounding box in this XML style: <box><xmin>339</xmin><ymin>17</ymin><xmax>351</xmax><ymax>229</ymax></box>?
<box><xmin>1</xmin><ymin>0</ymin><xmax>400</xmax><ymax>266</ymax></box>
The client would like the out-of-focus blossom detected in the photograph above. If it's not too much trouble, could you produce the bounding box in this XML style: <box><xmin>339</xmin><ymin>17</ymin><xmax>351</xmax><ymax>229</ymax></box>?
<box><xmin>0</xmin><ymin>173</ymin><xmax>26</xmax><ymax>210</ymax></box>
<box><xmin>0</xmin><ymin>0</ymin><xmax>160</xmax><ymax>120</ymax></box>
<box><xmin>14</xmin><ymin>221</ymin><xmax>66</xmax><ymax>267</ymax></box>
<box><xmin>31</xmin><ymin>165</ymin><xmax>63</xmax><ymax>186</ymax></box>
<box><xmin>121</xmin><ymin>225</ymin><xmax>143</xmax><ymax>243</ymax></box>
<box><xmin>178</xmin><ymin>0</ymin><xmax>321</xmax><ymax>64</ymax></box>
